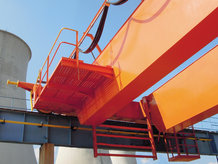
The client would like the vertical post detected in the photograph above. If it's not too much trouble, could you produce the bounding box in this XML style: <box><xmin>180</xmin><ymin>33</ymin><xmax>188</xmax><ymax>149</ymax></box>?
<box><xmin>76</xmin><ymin>31</ymin><xmax>80</xmax><ymax>80</ymax></box>
<box><xmin>174</xmin><ymin>128</ymin><xmax>180</xmax><ymax>156</ymax></box>
<box><xmin>39</xmin><ymin>143</ymin><xmax>54</xmax><ymax>164</ymax></box>
<box><xmin>183</xmin><ymin>133</ymin><xmax>189</xmax><ymax>155</ymax></box>
<box><xmin>30</xmin><ymin>90</ymin><xmax>33</xmax><ymax>111</ymax></box>
<box><xmin>39</xmin><ymin>69</ymin><xmax>42</xmax><ymax>84</ymax></box>
<box><xmin>168</xmin><ymin>139</ymin><xmax>174</xmax><ymax>158</ymax></box>
<box><xmin>47</xmin><ymin>57</ymin><xmax>49</xmax><ymax>81</ymax></box>
<box><xmin>164</xmin><ymin>137</ymin><xmax>170</xmax><ymax>160</ymax></box>
<box><xmin>192</xmin><ymin>126</ymin><xmax>200</xmax><ymax>155</ymax></box>
<box><xmin>92</xmin><ymin>126</ymin><xmax>98</xmax><ymax>157</ymax></box>
<box><xmin>139</xmin><ymin>98</ymin><xmax>157</xmax><ymax>160</ymax></box>
<box><xmin>76</xmin><ymin>31</ymin><xmax>79</xmax><ymax>62</ymax></box>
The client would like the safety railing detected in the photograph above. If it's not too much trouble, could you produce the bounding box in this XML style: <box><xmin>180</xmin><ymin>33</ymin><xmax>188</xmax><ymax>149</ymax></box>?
<box><xmin>36</xmin><ymin>0</ymin><xmax>110</xmax><ymax>89</ymax></box>
<box><xmin>92</xmin><ymin>124</ymin><xmax>157</xmax><ymax>158</ymax></box>
<box><xmin>164</xmin><ymin>126</ymin><xmax>200</xmax><ymax>162</ymax></box>
<box><xmin>35</xmin><ymin>0</ymin><xmax>136</xmax><ymax>101</ymax></box>
<box><xmin>36</xmin><ymin>28</ymin><xmax>79</xmax><ymax>88</ymax></box>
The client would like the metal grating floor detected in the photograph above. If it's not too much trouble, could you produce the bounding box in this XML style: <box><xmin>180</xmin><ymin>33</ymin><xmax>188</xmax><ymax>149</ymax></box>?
<box><xmin>34</xmin><ymin>57</ymin><xmax>114</xmax><ymax>115</ymax></box>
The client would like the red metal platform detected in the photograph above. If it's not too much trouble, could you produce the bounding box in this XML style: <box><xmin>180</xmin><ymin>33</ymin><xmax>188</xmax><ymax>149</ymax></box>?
<box><xmin>164</xmin><ymin>126</ymin><xmax>200</xmax><ymax>162</ymax></box>
<box><xmin>34</xmin><ymin>57</ymin><xmax>114</xmax><ymax>115</ymax></box>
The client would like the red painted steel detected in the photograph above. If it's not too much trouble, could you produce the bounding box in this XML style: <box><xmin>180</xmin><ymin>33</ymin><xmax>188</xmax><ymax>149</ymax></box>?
<box><xmin>96</xmin><ymin>133</ymin><xmax>150</xmax><ymax>140</ymax></box>
<box><xmin>140</xmin><ymin>97</ymin><xmax>157</xmax><ymax>159</ymax></box>
<box><xmin>34</xmin><ymin>57</ymin><xmax>114</xmax><ymax>115</ymax></box>
<box><xmin>13</xmin><ymin>1</ymin><xmax>216</xmax><ymax>128</ymax></box>
<box><xmin>92</xmin><ymin>126</ymin><xmax>98</xmax><ymax>158</ymax></box>
<box><xmin>164</xmin><ymin>126</ymin><xmax>200</xmax><ymax>162</ymax></box>
<box><xmin>97</xmin><ymin>143</ymin><xmax>152</xmax><ymax>149</ymax></box>
<box><xmin>112</xmin><ymin>102</ymin><xmax>145</xmax><ymax>121</ymax></box>
<box><xmin>92</xmin><ymin>99</ymin><xmax>157</xmax><ymax>159</ymax></box>
<box><xmin>9</xmin><ymin>1</ymin><xmax>217</xmax><ymax>152</ymax></box>
<box><xmin>93</xmin><ymin>123</ymin><xmax>156</xmax><ymax>158</ymax></box>
<box><xmin>97</xmin><ymin>153</ymin><xmax>156</xmax><ymax>158</ymax></box>
<box><xmin>98</xmin><ymin>124</ymin><xmax>148</xmax><ymax>131</ymax></box>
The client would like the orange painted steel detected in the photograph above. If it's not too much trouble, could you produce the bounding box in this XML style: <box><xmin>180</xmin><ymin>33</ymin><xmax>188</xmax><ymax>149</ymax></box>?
<box><xmin>113</xmin><ymin>102</ymin><xmax>144</xmax><ymax>121</ymax></box>
<box><xmin>7</xmin><ymin>80</ymin><xmax>34</xmax><ymax>92</ymax></box>
<box><xmin>78</xmin><ymin>1</ymin><xmax>218</xmax><ymax>125</ymax></box>
<box><xmin>38</xmin><ymin>27</ymin><xmax>78</xmax><ymax>85</ymax></box>
<box><xmin>8</xmin><ymin>0</ymin><xmax>218</xmax><ymax>131</ymax></box>
<box><xmin>147</xmin><ymin>46</ymin><xmax>218</xmax><ymax>133</ymax></box>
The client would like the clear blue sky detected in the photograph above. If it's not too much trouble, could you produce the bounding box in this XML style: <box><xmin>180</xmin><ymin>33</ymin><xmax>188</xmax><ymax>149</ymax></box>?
<box><xmin>0</xmin><ymin>0</ymin><xmax>217</xmax><ymax>163</ymax></box>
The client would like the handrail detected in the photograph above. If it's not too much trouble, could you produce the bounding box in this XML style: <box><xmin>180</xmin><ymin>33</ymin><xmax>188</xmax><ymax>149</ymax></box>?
<box><xmin>36</xmin><ymin>0</ymin><xmax>133</xmax><ymax>86</ymax></box>
<box><xmin>41</xmin><ymin>41</ymin><xmax>77</xmax><ymax>82</ymax></box>
<box><xmin>36</xmin><ymin>28</ymin><xmax>79</xmax><ymax>86</ymax></box>
<box><xmin>69</xmin><ymin>0</ymin><xmax>109</xmax><ymax>58</ymax></box>
<box><xmin>41</xmin><ymin>28</ymin><xmax>78</xmax><ymax>72</ymax></box>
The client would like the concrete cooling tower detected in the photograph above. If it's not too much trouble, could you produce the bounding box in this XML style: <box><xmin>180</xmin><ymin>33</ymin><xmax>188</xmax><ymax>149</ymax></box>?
<box><xmin>0</xmin><ymin>30</ymin><xmax>37</xmax><ymax>164</ymax></box>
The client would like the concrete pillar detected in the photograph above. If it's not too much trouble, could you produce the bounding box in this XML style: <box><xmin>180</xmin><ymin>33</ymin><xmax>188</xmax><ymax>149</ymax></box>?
<box><xmin>39</xmin><ymin>143</ymin><xmax>54</xmax><ymax>164</ymax></box>
<box><xmin>0</xmin><ymin>30</ymin><xmax>37</xmax><ymax>164</ymax></box>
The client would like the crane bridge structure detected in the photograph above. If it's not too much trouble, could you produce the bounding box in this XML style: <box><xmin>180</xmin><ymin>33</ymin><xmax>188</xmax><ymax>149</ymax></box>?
<box><xmin>5</xmin><ymin>0</ymin><xmax>218</xmax><ymax>163</ymax></box>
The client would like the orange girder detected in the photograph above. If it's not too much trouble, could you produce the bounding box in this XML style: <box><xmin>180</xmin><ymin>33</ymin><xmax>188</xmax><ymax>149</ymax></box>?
<box><xmin>113</xmin><ymin>102</ymin><xmax>144</xmax><ymax>121</ymax></box>
<box><xmin>147</xmin><ymin>46</ymin><xmax>218</xmax><ymax>133</ymax></box>
<box><xmin>78</xmin><ymin>0</ymin><xmax>218</xmax><ymax>125</ymax></box>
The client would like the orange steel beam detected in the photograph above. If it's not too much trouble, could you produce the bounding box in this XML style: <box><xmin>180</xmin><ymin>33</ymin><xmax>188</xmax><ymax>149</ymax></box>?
<box><xmin>113</xmin><ymin>102</ymin><xmax>144</xmax><ymax>120</ymax></box>
<box><xmin>78</xmin><ymin>0</ymin><xmax>218</xmax><ymax>125</ymax></box>
<box><xmin>147</xmin><ymin>46</ymin><xmax>218</xmax><ymax>133</ymax></box>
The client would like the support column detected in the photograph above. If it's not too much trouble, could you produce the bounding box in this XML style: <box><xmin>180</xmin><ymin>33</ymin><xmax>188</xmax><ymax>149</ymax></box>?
<box><xmin>39</xmin><ymin>143</ymin><xmax>54</xmax><ymax>164</ymax></box>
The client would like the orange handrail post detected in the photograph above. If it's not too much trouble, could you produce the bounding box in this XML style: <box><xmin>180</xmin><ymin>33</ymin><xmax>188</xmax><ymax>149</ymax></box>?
<box><xmin>39</xmin><ymin>69</ymin><xmax>42</xmax><ymax>85</ymax></box>
<box><xmin>76</xmin><ymin>30</ymin><xmax>79</xmax><ymax>61</ymax></box>
<box><xmin>47</xmin><ymin>57</ymin><xmax>49</xmax><ymax>81</ymax></box>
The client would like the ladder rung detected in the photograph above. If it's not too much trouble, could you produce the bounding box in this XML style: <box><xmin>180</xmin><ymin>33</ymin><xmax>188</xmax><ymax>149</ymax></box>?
<box><xmin>99</xmin><ymin>124</ymin><xmax>148</xmax><ymax>132</ymax></box>
<box><xmin>96</xmin><ymin>133</ymin><xmax>150</xmax><ymax>140</ymax></box>
<box><xmin>97</xmin><ymin>153</ymin><xmax>156</xmax><ymax>158</ymax></box>
<box><xmin>97</xmin><ymin>143</ymin><xmax>152</xmax><ymax>149</ymax></box>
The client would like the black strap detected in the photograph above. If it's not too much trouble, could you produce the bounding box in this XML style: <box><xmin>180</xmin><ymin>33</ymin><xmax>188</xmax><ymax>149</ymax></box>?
<box><xmin>107</xmin><ymin>0</ymin><xmax>128</xmax><ymax>5</ymax></box>
<box><xmin>79</xmin><ymin>0</ymin><xmax>128</xmax><ymax>55</ymax></box>
<box><xmin>80</xmin><ymin>6</ymin><xmax>109</xmax><ymax>54</ymax></box>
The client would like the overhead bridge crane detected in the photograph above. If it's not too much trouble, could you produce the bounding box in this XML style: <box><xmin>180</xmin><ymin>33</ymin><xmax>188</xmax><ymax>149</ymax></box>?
<box><xmin>7</xmin><ymin>0</ymin><xmax>218</xmax><ymax>162</ymax></box>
